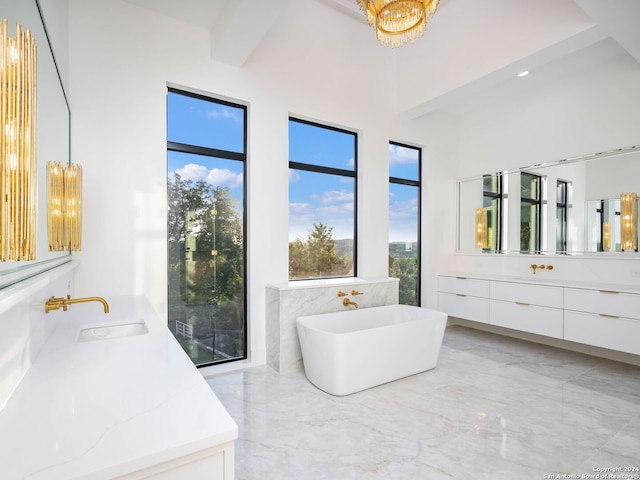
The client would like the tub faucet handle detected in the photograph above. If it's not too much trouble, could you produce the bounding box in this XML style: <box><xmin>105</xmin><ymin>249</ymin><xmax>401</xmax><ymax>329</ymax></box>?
<box><xmin>337</xmin><ymin>291</ymin><xmax>348</xmax><ymax>297</ymax></box>
<box><xmin>351</xmin><ymin>290</ymin><xmax>364</xmax><ymax>295</ymax></box>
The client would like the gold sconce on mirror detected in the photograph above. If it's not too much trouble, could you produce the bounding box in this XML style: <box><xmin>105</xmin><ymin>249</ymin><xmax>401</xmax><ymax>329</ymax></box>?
<box><xmin>0</xmin><ymin>19</ymin><xmax>37</xmax><ymax>261</ymax></box>
<box><xmin>620</xmin><ymin>192</ymin><xmax>638</xmax><ymax>252</ymax></box>
<box><xmin>602</xmin><ymin>222</ymin><xmax>611</xmax><ymax>251</ymax></box>
<box><xmin>475</xmin><ymin>207</ymin><xmax>488</xmax><ymax>249</ymax></box>
<box><xmin>47</xmin><ymin>162</ymin><xmax>82</xmax><ymax>251</ymax></box>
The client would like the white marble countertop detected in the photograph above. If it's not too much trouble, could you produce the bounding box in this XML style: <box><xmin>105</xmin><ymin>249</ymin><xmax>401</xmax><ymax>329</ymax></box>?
<box><xmin>0</xmin><ymin>295</ymin><xmax>238</xmax><ymax>479</ymax></box>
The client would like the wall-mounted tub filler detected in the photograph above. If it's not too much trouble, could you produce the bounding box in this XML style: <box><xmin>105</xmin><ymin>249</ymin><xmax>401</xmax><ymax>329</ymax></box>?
<box><xmin>45</xmin><ymin>294</ymin><xmax>110</xmax><ymax>313</ymax></box>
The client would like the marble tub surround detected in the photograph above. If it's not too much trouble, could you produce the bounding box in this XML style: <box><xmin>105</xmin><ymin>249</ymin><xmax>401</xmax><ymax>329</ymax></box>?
<box><xmin>266</xmin><ymin>277</ymin><xmax>399</xmax><ymax>372</ymax></box>
<box><xmin>208</xmin><ymin>325</ymin><xmax>640</xmax><ymax>479</ymax></box>
<box><xmin>0</xmin><ymin>295</ymin><xmax>237</xmax><ymax>479</ymax></box>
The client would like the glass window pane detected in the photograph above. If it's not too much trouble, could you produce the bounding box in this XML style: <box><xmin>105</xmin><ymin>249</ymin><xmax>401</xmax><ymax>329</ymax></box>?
<box><xmin>289</xmin><ymin>120</ymin><xmax>355</xmax><ymax>171</ymax></box>
<box><xmin>483</xmin><ymin>174</ymin><xmax>501</xmax><ymax>193</ymax></box>
<box><xmin>520</xmin><ymin>204</ymin><xmax>539</xmax><ymax>252</ymax></box>
<box><xmin>521</xmin><ymin>173</ymin><xmax>540</xmax><ymax>200</ymax></box>
<box><xmin>168</xmin><ymin>151</ymin><xmax>245</xmax><ymax>365</ymax></box>
<box><xmin>289</xmin><ymin>169</ymin><xmax>354</xmax><ymax>279</ymax></box>
<box><xmin>389</xmin><ymin>183</ymin><xmax>418</xmax><ymax>305</ymax></box>
<box><xmin>389</xmin><ymin>143</ymin><xmax>419</xmax><ymax>181</ymax></box>
<box><xmin>167</xmin><ymin>92</ymin><xmax>245</xmax><ymax>153</ymax></box>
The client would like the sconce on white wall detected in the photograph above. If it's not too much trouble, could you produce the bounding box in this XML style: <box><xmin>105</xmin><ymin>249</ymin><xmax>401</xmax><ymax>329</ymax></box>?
<box><xmin>475</xmin><ymin>207</ymin><xmax>488</xmax><ymax>249</ymax></box>
<box><xmin>0</xmin><ymin>19</ymin><xmax>37</xmax><ymax>261</ymax></box>
<box><xmin>620</xmin><ymin>192</ymin><xmax>637</xmax><ymax>252</ymax></box>
<box><xmin>47</xmin><ymin>162</ymin><xmax>82</xmax><ymax>251</ymax></box>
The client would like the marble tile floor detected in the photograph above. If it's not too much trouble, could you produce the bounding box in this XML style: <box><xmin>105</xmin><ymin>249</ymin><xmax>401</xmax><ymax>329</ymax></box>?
<box><xmin>206</xmin><ymin>325</ymin><xmax>640</xmax><ymax>480</ymax></box>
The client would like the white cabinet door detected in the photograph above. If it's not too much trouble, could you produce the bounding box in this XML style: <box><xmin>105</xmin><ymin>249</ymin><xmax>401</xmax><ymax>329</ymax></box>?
<box><xmin>564</xmin><ymin>288</ymin><xmax>640</xmax><ymax>319</ymax></box>
<box><xmin>438</xmin><ymin>276</ymin><xmax>490</xmax><ymax>297</ymax></box>
<box><xmin>438</xmin><ymin>292</ymin><xmax>490</xmax><ymax>324</ymax></box>
<box><xmin>490</xmin><ymin>281</ymin><xmax>563</xmax><ymax>308</ymax></box>
<box><xmin>565</xmin><ymin>310</ymin><xmax>640</xmax><ymax>355</ymax></box>
<box><xmin>490</xmin><ymin>299</ymin><xmax>564</xmax><ymax>338</ymax></box>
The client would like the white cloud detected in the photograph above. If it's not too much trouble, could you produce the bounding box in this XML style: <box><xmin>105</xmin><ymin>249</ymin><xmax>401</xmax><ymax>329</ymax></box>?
<box><xmin>206</xmin><ymin>107</ymin><xmax>242</xmax><ymax>123</ymax></box>
<box><xmin>172</xmin><ymin>163</ymin><xmax>242</xmax><ymax>188</ymax></box>
<box><xmin>289</xmin><ymin>170</ymin><xmax>301</xmax><ymax>183</ymax></box>
<box><xmin>289</xmin><ymin>202</ymin><xmax>310</xmax><ymax>213</ymax></box>
<box><xmin>389</xmin><ymin>144</ymin><xmax>419</xmax><ymax>167</ymax></box>
<box><xmin>174</xmin><ymin>163</ymin><xmax>209</xmax><ymax>182</ymax></box>
<box><xmin>319</xmin><ymin>190</ymin><xmax>354</xmax><ymax>204</ymax></box>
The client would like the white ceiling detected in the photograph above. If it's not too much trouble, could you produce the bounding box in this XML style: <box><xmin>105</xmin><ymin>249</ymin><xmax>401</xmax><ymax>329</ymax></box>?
<box><xmin>123</xmin><ymin>0</ymin><xmax>640</xmax><ymax>118</ymax></box>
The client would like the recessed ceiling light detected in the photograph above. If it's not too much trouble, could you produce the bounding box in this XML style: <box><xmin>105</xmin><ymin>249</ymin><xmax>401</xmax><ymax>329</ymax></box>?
<box><xmin>517</xmin><ymin>71</ymin><xmax>529</xmax><ymax>77</ymax></box>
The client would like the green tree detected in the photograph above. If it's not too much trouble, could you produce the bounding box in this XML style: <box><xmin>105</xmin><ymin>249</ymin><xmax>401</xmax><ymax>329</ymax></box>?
<box><xmin>389</xmin><ymin>255</ymin><xmax>418</xmax><ymax>305</ymax></box>
<box><xmin>167</xmin><ymin>173</ymin><xmax>243</xmax><ymax>305</ymax></box>
<box><xmin>289</xmin><ymin>222</ymin><xmax>351</xmax><ymax>279</ymax></box>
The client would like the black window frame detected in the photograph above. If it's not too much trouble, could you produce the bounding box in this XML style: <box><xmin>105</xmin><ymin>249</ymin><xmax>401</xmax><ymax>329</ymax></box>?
<box><xmin>166</xmin><ymin>86</ymin><xmax>248</xmax><ymax>368</ymax></box>
<box><xmin>389</xmin><ymin>141</ymin><xmax>422</xmax><ymax>306</ymax></box>
<box><xmin>556</xmin><ymin>179</ymin><xmax>568</xmax><ymax>253</ymax></box>
<box><xmin>288</xmin><ymin>117</ymin><xmax>358</xmax><ymax>280</ymax></box>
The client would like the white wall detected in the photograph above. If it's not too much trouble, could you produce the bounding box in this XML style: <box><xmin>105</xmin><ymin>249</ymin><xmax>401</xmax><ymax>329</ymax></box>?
<box><xmin>422</xmin><ymin>49</ymin><xmax>640</xmax><ymax>285</ymax></box>
<box><xmin>67</xmin><ymin>0</ymin><xmax>428</xmax><ymax>367</ymax></box>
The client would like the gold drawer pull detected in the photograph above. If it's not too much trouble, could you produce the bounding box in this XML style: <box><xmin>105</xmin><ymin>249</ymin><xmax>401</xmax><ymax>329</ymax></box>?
<box><xmin>599</xmin><ymin>313</ymin><xmax>620</xmax><ymax>319</ymax></box>
<box><xmin>455</xmin><ymin>276</ymin><xmax>467</xmax><ymax>280</ymax></box>
<box><xmin>599</xmin><ymin>290</ymin><xmax>619</xmax><ymax>294</ymax></box>
<box><xmin>516</xmin><ymin>302</ymin><xmax>530</xmax><ymax>306</ymax></box>
<box><xmin>456</xmin><ymin>293</ymin><xmax>467</xmax><ymax>297</ymax></box>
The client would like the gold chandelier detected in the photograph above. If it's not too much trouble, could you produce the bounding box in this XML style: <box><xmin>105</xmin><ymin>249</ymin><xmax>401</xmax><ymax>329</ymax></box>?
<box><xmin>1</xmin><ymin>19</ymin><xmax>37</xmax><ymax>261</ymax></box>
<box><xmin>356</xmin><ymin>0</ymin><xmax>440</xmax><ymax>48</ymax></box>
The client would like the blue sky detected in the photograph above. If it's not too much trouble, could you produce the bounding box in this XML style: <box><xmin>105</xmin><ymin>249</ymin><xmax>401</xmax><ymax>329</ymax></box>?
<box><xmin>167</xmin><ymin>92</ymin><xmax>419</xmax><ymax>243</ymax></box>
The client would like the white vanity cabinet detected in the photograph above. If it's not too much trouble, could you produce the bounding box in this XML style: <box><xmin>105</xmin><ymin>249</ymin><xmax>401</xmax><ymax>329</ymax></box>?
<box><xmin>564</xmin><ymin>288</ymin><xmax>640</xmax><ymax>355</ymax></box>
<box><xmin>438</xmin><ymin>274</ymin><xmax>640</xmax><ymax>359</ymax></box>
<box><xmin>437</xmin><ymin>276</ymin><xmax>490</xmax><ymax>324</ymax></box>
<box><xmin>490</xmin><ymin>281</ymin><xmax>564</xmax><ymax>338</ymax></box>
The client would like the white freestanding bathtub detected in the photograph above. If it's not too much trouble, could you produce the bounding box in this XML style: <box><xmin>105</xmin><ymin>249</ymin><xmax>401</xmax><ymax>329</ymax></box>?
<box><xmin>296</xmin><ymin>304</ymin><xmax>448</xmax><ymax>396</ymax></box>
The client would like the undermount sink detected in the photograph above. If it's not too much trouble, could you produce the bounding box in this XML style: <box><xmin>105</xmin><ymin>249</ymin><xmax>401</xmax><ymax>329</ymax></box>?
<box><xmin>78</xmin><ymin>320</ymin><xmax>148</xmax><ymax>342</ymax></box>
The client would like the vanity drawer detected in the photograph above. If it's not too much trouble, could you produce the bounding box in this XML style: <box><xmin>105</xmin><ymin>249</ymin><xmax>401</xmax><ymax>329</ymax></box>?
<box><xmin>490</xmin><ymin>299</ymin><xmax>563</xmax><ymax>338</ymax></box>
<box><xmin>564</xmin><ymin>310</ymin><xmax>640</xmax><ymax>355</ymax></box>
<box><xmin>564</xmin><ymin>288</ymin><xmax>640</xmax><ymax>320</ymax></box>
<box><xmin>438</xmin><ymin>276</ymin><xmax>490</xmax><ymax>297</ymax></box>
<box><xmin>438</xmin><ymin>292</ymin><xmax>490</xmax><ymax>324</ymax></box>
<box><xmin>490</xmin><ymin>281</ymin><xmax>563</xmax><ymax>308</ymax></box>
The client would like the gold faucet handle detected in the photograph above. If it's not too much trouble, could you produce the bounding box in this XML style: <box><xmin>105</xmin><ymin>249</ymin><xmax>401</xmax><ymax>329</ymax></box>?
<box><xmin>337</xmin><ymin>291</ymin><xmax>348</xmax><ymax>297</ymax></box>
<box><xmin>546</xmin><ymin>265</ymin><xmax>554</xmax><ymax>270</ymax></box>
<box><xmin>351</xmin><ymin>290</ymin><xmax>364</xmax><ymax>295</ymax></box>
<box><xmin>537</xmin><ymin>264</ymin><xmax>546</xmax><ymax>269</ymax></box>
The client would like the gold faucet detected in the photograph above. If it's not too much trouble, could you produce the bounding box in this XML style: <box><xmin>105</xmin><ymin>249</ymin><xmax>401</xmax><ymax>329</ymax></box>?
<box><xmin>45</xmin><ymin>294</ymin><xmax>110</xmax><ymax>314</ymax></box>
<box><xmin>343</xmin><ymin>298</ymin><xmax>359</xmax><ymax>309</ymax></box>
<box><xmin>530</xmin><ymin>264</ymin><xmax>553</xmax><ymax>274</ymax></box>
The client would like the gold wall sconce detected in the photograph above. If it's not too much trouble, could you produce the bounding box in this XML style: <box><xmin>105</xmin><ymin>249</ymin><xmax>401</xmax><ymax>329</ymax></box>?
<box><xmin>475</xmin><ymin>207</ymin><xmax>488</xmax><ymax>249</ymax></box>
<box><xmin>620</xmin><ymin>192</ymin><xmax>637</xmax><ymax>252</ymax></box>
<box><xmin>47</xmin><ymin>162</ymin><xmax>82</xmax><ymax>251</ymax></box>
<box><xmin>602</xmin><ymin>222</ymin><xmax>611</xmax><ymax>251</ymax></box>
<box><xmin>0</xmin><ymin>19</ymin><xmax>37</xmax><ymax>261</ymax></box>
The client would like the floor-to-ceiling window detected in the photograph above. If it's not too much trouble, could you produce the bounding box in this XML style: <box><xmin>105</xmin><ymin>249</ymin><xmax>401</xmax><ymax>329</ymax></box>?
<box><xmin>389</xmin><ymin>142</ymin><xmax>421</xmax><ymax>306</ymax></box>
<box><xmin>166</xmin><ymin>87</ymin><xmax>247</xmax><ymax>366</ymax></box>
<box><xmin>288</xmin><ymin>118</ymin><xmax>357</xmax><ymax>280</ymax></box>
<box><xmin>520</xmin><ymin>172</ymin><xmax>542</xmax><ymax>253</ymax></box>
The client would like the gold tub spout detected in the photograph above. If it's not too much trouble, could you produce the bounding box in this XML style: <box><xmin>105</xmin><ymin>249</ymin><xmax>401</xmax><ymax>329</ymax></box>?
<box><xmin>343</xmin><ymin>298</ymin><xmax>359</xmax><ymax>309</ymax></box>
<box><xmin>45</xmin><ymin>294</ymin><xmax>110</xmax><ymax>314</ymax></box>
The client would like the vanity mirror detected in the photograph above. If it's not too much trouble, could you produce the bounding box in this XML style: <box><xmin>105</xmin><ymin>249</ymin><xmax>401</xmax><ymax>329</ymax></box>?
<box><xmin>0</xmin><ymin>0</ymin><xmax>71</xmax><ymax>287</ymax></box>
<box><xmin>457</xmin><ymin>145</ymin><xmax>640</xmax><ymax>255</ymax></box>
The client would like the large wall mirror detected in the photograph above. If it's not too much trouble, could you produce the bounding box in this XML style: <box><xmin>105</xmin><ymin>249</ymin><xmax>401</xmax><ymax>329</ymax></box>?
<box><xmin>0</xmin><ymin>0</ymin><xmax>71</xmax><ymax>287</ymax></box>
<box><xmin>458</xmin><ymin>145</ymin><xmax>640</xmax><ymax>255</ymax></box>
